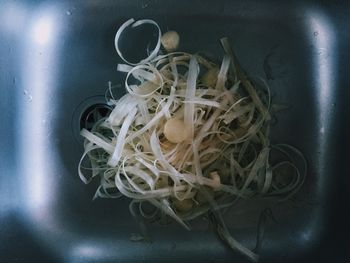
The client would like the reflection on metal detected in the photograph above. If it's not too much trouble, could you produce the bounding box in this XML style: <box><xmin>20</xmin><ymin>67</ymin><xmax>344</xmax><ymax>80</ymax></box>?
<box><xmin>31</xmin><ymin>15</ymin><xmax>54</xmax><ymax>45</ymax></box>
<box><xmin>307</xmin><ymin>10</ymin><xmax>337</xmax><ymax>197</ymax></box>
<box><xmin>20</xmin><ymin>8</ymin><xmax>60</xmax><ymax>214</ymax></box>
<box><xmin>73</xmin><ymin>243</ymin><xmax>106</xmax><ymax>260</ymax></box>
<box><xmin>300</xmin><ymin>8</ymin><xmax>337</xmax><ymax>248</ymax></box>
<box><xmin>308</xmin><ymin>11</ymin><xmax>337</xmax><ymax>126</ymax></box>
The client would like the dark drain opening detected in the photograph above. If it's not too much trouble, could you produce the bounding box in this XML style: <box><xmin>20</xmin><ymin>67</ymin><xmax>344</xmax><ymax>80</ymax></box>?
<box><xmin>80</xmin><ymin>103</ymin><xmax>112</xmax><ymax>131</ymax></box>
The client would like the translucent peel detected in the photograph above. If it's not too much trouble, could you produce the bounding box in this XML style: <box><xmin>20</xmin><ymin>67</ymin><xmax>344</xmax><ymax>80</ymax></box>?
<box><xmin>79</xmin><ymin>20</ymin><xmax>306</xmax><ymax>262</ymax></box>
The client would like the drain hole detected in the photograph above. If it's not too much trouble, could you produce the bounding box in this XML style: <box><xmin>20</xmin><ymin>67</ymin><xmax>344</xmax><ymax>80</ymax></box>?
<box><xmin>80</xmin><ymin>103</ymin><xmax>112</xmax><ymax>130</ymax></box>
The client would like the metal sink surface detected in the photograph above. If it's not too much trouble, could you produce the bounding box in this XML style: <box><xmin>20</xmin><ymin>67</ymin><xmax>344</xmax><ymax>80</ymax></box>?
<box><xmin>1</xmin><ymin>0</ymin><xmax>349</xmax><ymax>262</ymax></box>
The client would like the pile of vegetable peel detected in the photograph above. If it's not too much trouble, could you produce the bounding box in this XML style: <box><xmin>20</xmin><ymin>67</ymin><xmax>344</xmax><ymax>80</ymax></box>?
<box><xmin>78</xmin><ymin>18</ymin><xmax>306</xmax><ymax>262</ymax></box>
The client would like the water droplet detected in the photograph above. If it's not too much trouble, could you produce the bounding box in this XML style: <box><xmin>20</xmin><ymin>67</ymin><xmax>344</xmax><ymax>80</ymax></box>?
<box><xmin>23</xmin><ymin>89</ymin><xmax>33</xmax><ymax>102</ymax></box>
<box><xmin>13</xmin><ymin>77</ymin><xmax>16</xmax><ymax>84</ymax></box>
<box><xmin>66</xmin><ymin>10</ymin><xmax>71</xmax><ymax>15</ymax></box>
<box><xmin>313</xmin><ymin>31</ymin><xmax>318</xmax><ymax>36</ymax></box>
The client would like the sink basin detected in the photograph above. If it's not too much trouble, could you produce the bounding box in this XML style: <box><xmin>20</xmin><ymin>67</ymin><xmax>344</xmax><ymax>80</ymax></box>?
<box><xmin>1</xmin><ymin>0</ymin><xmax>349</xmax><ymax>262</ymax></box>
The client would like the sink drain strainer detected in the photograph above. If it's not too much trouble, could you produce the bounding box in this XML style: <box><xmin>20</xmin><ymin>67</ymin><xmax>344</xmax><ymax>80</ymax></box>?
<box><xmin>80</xmin><ymin>103</ymin><xmax>111</xmax><ymax>131</ymax></box>
<box><xmin>71</xmin><ymin>96</ymin><xmax>112</xmax><ymax>144</ymax></box>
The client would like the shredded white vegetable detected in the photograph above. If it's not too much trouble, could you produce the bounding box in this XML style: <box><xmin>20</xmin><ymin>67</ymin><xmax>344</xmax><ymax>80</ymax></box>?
<box><xmin>184</xmin><ymin>57</ymin><xmax>199</xmax><ymax>140</ymax></box>
<box><xmin>114</xmin><ymin>18</ymin><xmax>161</xmax><ymax>65</ymax></box>
<box><xmin>79</xmin><ymin>19</ymin><xmax>306</xmax><ymax>262</ymax></box>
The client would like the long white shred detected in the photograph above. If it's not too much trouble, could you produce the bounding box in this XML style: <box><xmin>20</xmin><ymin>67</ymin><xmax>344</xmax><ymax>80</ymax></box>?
<box><xmin>108</xmin><ymin>107</ymin><xmax>137</xmax><ymax>167</ymax></box>
<box><xmin>183</xmin><ymin>99</ymin><xmax>222</xmax><ymax>108</ymax></box>
<box><xmin>149</xmin><ymin>199</ymin><xmax>190</xmax><ymax>230</ymax></box>
<box><xmin>125</xmin><ymin>64</ymin><xmax>163</xmax><ymax>97</ymax></box>
<box><xmin>107</xmin><ymin>94</ymin><xmax>138</xmax><ymax>126</ymax></box>
<box><xmin>170</xmin><ymin>59</ymin><xmax>179</xmax><ymax>88</ymax></box>
<box><xmin>135</xmin><ymin>156</ymin><xmax>160</xmax><ymax>177</ymax></box>
<box><xmin>79</xmin><ymin>24</ymin><xmax>306</xmax><ymax>263</ymax></box>
<box><xmin>80</xmin><ymin>129</ymin><xmax>114</xmax><ymax>153</ymax></box>
<box><xmin>115</xmin><ymin>18</ymin><xmax>161</xmax><ymax>65</ymax></box>
<box><xmin>215</xmin><ymin>55</ymin><xmax>230</xmax><ymax>90</ymax></box>
<box><xmin>150</xmin><ymin>131</ymin><xmax>183</xmax><ymax>185</ymax></box>
<box><xmin>114</xmin><ymin>169</ymin><xmax>188</xmax><ymax>199</ymax></box>
<box><xmin>222</xmin><ymin>104</ymin><xmax>253</xmax><ymax>124</ymax></box>
<box><xmin>118</xmin><ymin>63</ymin><xmax>157</xmax><ymax>82</ymax></box>
<box><xmin>184</xmin><ymin>56</ymin><xmax>199</xmax><ymax>139</ymax></box>
<box><xmin>137</xmin><ymin>98</ymin><xmax>150</xmax><ymax>123</ymax></box>
<box><xmin>240</xmin><ymin>148</ymin><xmax>269</xmax><ymax>194</ymax></box>
<box><xmin>117</xmin><ymin>63</ymin><xmax>133</xmax><ymax>73</ymax></box>
<box><xmin>78</xmin><ymin>143</ymin><xmax>101</xmax><ymax>184</ymax></box>
<box><xmin>262</xmin><ymin>168</ymin><xmax>273</xmax><ymax>194</ymax></box>
<box><xmin>218</xmin><ymin>224</ymin><xmax>259</xmax><ymax>262</ymax></box>
<box><xmin>193</xmin><ymin>142</ymin><xmax>204</xmax><ymax>185</ymax></box>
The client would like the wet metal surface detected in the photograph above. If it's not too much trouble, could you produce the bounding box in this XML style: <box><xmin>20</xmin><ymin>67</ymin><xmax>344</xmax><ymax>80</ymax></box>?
<box><xmin>1</xmin><ymin>1</ymin><xmax>349</xmax><ymax>262</ymax></box>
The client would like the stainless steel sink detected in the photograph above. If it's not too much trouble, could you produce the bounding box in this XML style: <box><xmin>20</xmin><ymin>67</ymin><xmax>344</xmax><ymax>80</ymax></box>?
<box><xmin>1</xmin><ymin>1</ymin><xmax>349</xmax><ymax>262</ymax></box>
